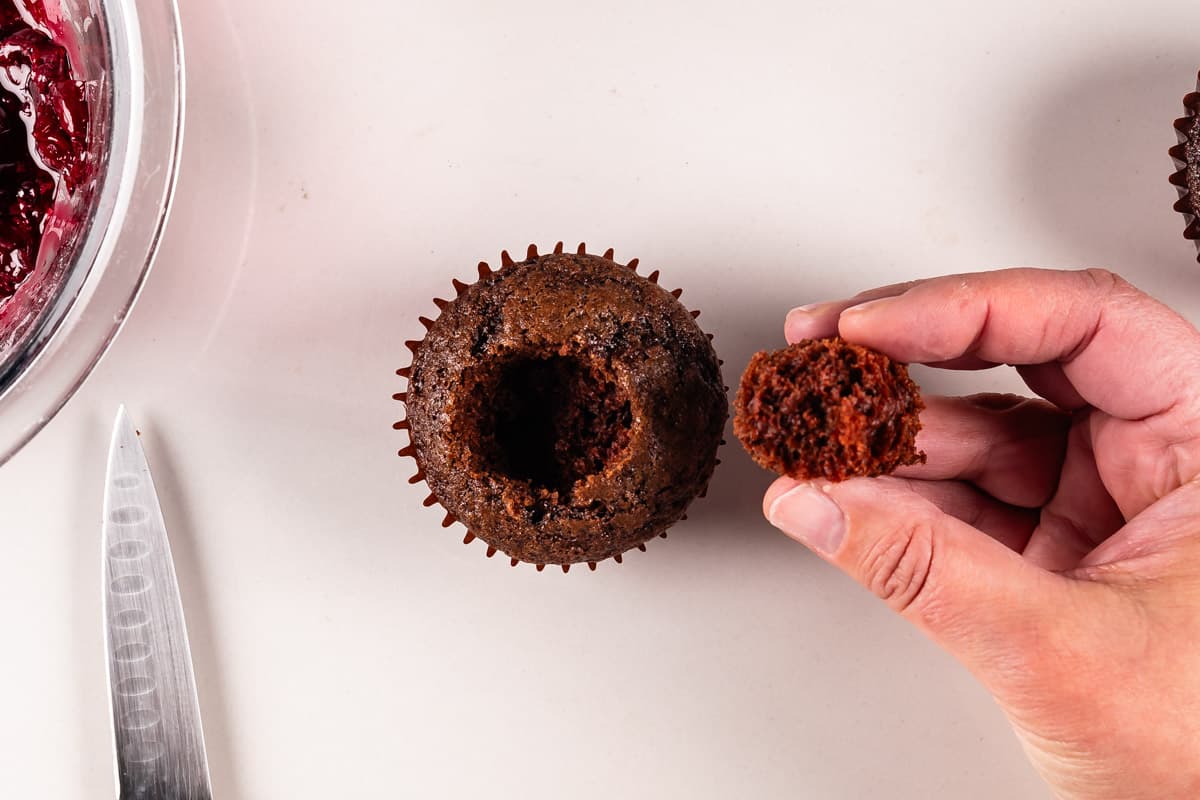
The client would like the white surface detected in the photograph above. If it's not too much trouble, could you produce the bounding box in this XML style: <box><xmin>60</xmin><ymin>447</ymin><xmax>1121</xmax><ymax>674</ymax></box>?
<box><xmin>3</xmin><ymin>0</ymin><xmax>1199</xmax><ymax>797</ymax></box>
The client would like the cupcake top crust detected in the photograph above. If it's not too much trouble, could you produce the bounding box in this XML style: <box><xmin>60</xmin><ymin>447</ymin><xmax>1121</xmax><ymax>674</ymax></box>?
<box><xmin>1170</xmin><ymin>74</ymin><xmax>1200</xmax><ymax>257</ymax></box>
<box><xmin>733</xmin><ymin>338</ymin><xmax>924</xmax><ymax>481</ymax></box>
<box><xmin>403</xmin><ymin>246</ymin><xmax>727</xmax><ymax>567</ymax></box>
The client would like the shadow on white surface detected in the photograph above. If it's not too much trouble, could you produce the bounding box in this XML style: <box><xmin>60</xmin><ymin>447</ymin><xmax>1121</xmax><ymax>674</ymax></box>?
<box><xmin>67</xmin><ymin>407</ymin><xmax>111</xmax><ymax>795</ymax></box>
<box><xmin>1011</xmin><ymin>40</ymin><xmax>1200</xmax><ymax>295</ymax></box>
<box><xmin>111</xmin><ymin>0</ymin><xmax>259</xmax><ymax>392</ymax></box>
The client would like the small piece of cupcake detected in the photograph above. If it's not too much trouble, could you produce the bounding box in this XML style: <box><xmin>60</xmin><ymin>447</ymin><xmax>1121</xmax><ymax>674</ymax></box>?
<box><xmin>733</xmin><ymin>338</ymin><xmax>924</xmax><ymax>481</ymax></box>
<box><xmin>1169</xmin><ymin>71</ymin><xmax>1200</xmax><ymax>261</ymax></box>
<box><xmin>395</xmin><ymin>243</ymin><xmax>727</xmax><ymax>571</ymax></box>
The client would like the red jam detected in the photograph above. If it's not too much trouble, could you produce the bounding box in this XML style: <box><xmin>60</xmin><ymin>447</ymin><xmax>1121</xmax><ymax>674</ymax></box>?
<box><xmin>0</xmin><ymin>3</ymin><xmax>89</xmax><ymax>301</ymax></box>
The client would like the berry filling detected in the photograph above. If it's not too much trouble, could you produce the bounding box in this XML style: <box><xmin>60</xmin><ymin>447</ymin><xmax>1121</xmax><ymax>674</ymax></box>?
<box><xmin>0</xmin><ymin>2</ymin><xmax>89</xmax><ymax>301</ymax></box>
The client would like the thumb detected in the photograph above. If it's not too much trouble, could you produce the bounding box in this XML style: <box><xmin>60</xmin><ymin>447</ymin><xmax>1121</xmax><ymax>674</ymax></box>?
<box><xmin>765</xmin><ymin>476</ymin><xmax>1077</xmax><ymax>685</ymax></box>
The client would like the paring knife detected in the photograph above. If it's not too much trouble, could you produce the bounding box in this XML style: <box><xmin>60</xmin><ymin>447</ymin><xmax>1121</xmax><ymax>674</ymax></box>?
<box><xmin>102</xmin><ymin>407</ymin><xmax>212</xmax><ymax>800</ymax></box>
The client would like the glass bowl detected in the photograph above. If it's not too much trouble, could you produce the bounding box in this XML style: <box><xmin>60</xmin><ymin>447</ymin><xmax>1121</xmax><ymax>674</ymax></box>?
<box><xmin>0</xmin><ymin>0</ymin><xmax>184</xmax><ymax>465</ymax></box>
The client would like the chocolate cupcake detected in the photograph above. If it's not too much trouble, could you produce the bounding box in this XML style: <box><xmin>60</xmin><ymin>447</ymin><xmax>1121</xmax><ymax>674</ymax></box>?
<box><xmin>1170</xmin><ymin>72</ymin><xmax>1200</xmax><ymax>261</ymax></box>
<box><xmin>733</xmin><ymin>338</ymin><xmax>924</xmax><ymax>481</ymax></box>
<box><xmin>395</xmin><ymin>243</ymin><xmax>727</xmax><ymax>571</ymax></box>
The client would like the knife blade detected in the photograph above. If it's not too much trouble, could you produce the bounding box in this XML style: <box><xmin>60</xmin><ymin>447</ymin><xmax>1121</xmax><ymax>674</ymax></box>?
<box><xmin>102</xmin><ymin>406</ymin><xmax>212</xmax><ymax>800</ymax></box>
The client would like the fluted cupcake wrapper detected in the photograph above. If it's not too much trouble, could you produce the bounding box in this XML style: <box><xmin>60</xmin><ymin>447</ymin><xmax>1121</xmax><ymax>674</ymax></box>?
<box><xmin>1169</xmin><ymin>73</ymin><xmax>1200</xmax><ymax>262</ymax></box>
<box><xmin>393</xmin><ymin>242</ymin><xmax>727</xmax><ymax>572</ymax></box>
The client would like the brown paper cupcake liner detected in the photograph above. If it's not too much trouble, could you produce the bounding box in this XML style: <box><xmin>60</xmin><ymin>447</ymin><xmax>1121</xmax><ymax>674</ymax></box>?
<box><xmin>394</xmin><ymin>242</ymin><xmax>726</xmax><ymax>572</ymax></box>
<box><xmin>1169</xmin><ymin>72</ymin><xmax>1200</xmax><ymax>262</ymax></box>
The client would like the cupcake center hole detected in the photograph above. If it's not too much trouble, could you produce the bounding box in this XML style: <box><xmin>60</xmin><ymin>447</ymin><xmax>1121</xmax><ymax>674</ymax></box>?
<box><xmin>484</xmin><ymin>354</ymin><xmax>631</xmax><ymax>492</ymax></box>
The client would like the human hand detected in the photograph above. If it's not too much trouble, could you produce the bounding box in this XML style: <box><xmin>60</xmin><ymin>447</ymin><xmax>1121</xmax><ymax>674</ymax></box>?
<box><xmin>767</xmin><ymin>268</ymin><xmax>1200</xmax><ymax>800</ymax></box>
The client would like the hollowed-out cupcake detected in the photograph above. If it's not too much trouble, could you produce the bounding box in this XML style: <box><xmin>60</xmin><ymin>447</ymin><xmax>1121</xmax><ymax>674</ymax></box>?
<box><xmin>395</xmin><ymin>243</ymin><xmax>727</xmax><ymax>572</ymax></box>
<box><xmin>1169</xmin><ymin>72</ymin><xmax>1200</xmax><ymax>261</ymax></box>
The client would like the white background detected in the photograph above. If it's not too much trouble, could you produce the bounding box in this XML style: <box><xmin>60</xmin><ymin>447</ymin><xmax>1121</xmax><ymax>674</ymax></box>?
<box><xmin>2</xmin><ymin>0</ymin><xmax>1199</xmax><ymax>797</ymax></box>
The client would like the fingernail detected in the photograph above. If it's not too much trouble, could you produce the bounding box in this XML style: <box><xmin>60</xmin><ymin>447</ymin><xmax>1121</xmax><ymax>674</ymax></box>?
<box><xmin>840</xmin><ymin>296</ymin><xmax>894</xmax><ymax>318</ymax></box>
<box><xmin>785</xmin><ymin>305</ymin><xmax>818</xmax><ymax>328</ymax></box>
<box><xmin>785</xmin><ymin>304</ymin><xmax>832</xmax><ymax>339</ymax></box>
<box><xmin>767</xmin><ymin>484</ymin><xmax>847</xmax><ymax>554</ymax></box>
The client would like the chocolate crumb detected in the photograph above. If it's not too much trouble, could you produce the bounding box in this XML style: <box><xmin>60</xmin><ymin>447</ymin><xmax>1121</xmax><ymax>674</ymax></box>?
<box><xmin>734</xmin><ymin>338</ymin><xmax>924</xmax><ymax>481</ymax></box>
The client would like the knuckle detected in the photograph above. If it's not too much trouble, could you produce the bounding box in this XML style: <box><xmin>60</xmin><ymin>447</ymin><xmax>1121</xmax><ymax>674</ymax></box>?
<box><xmin>1081</xmin><ymin>267</ymin><xmax>1146</xmax><ymax>308</ymax></box>
<box><xmin>1057</xmin><ymin>269</ymin><xmax>1128</xmax><ymax>363</ymax></box>
<box><xmin>1080</xmin><ymin>267</ymin><xmax>1125</xmax><ymax>296</ymax></box>
<box><xmin>858</xmin><ymin>520</ymin><xmax>937</xmax><ymax>615</ymax></box>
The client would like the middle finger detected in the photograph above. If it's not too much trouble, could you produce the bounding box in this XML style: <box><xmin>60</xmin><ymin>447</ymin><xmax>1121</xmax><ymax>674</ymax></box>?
<box><xmin>895</xmin><ymin>393</ymin><xmax>1070</xmax><ymax>508</ymax></box>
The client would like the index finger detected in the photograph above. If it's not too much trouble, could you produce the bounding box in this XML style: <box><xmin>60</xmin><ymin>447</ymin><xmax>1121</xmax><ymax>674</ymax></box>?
<box><xmin>836</xmin><ymin>268</ymin><xmax>1200</xmax><ymax>421</ymax></box>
